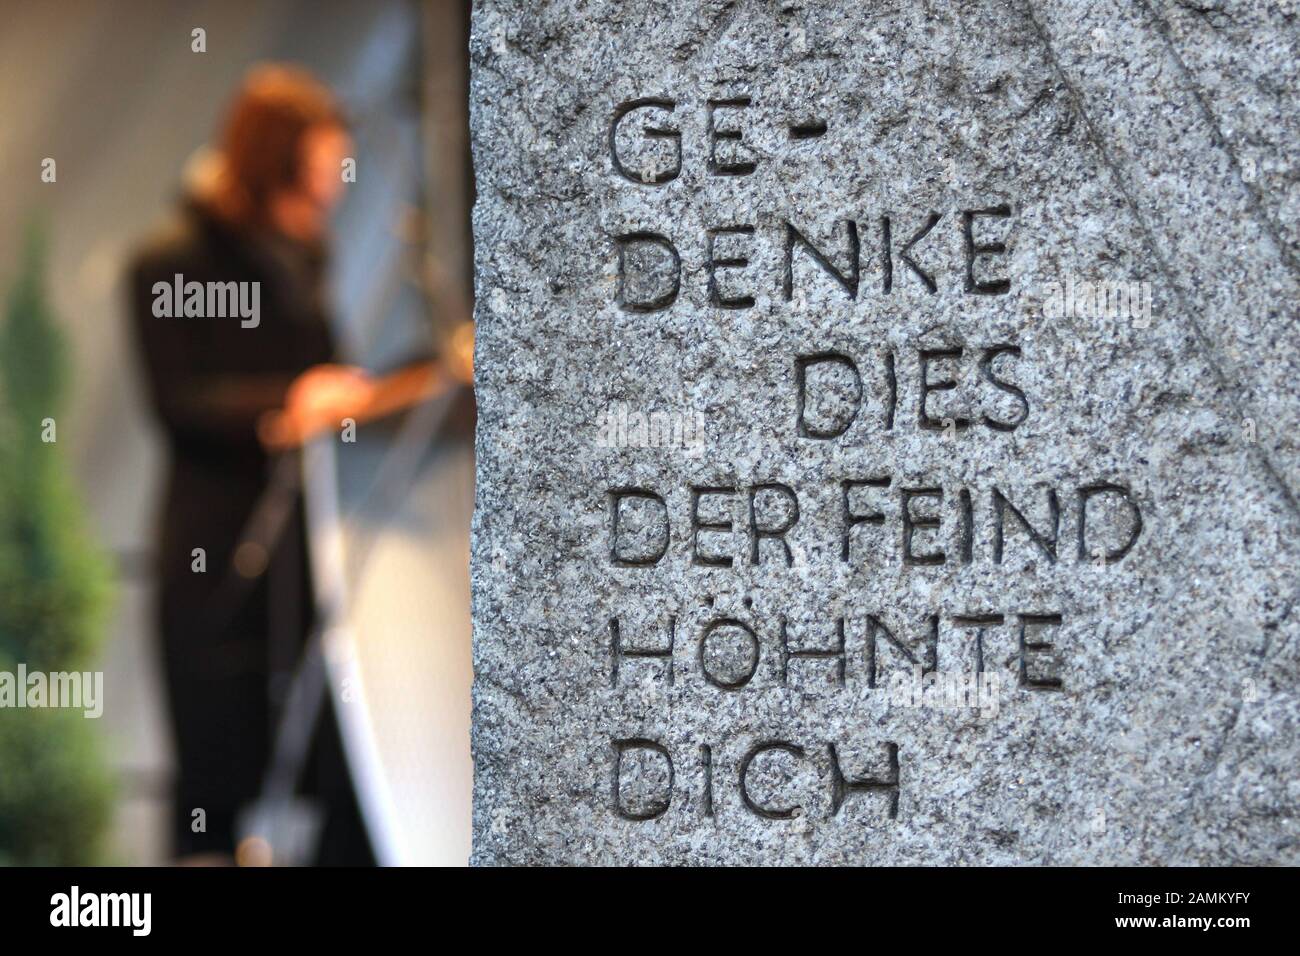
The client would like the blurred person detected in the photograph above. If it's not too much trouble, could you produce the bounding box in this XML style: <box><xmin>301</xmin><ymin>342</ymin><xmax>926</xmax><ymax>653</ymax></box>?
<box><xmin>128</xmin><ymin>65</ymin><xmax>375</xmax><ymax>865</ymax></box>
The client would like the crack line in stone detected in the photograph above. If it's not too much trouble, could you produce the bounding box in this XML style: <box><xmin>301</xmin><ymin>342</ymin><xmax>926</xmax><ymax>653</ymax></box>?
<box><xmin>1013</xmin><ymin>0</ymin><xmax>1300</xmax><ymax>860</ymax></box>
<box><xmin>1136</xmin><ymin>0</ymin><xmax>1300</xmax><ymax>285</ymax></box>
<box><xmin>1010</xmin><ymin>0</ymin><xmax>1300</xmax><ymax>525</ymax></box>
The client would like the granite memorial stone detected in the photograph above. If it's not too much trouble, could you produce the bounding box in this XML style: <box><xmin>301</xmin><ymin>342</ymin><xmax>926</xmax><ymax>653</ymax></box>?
<box><xmin>469</xmin><ymin>0</ymin><xmax>1300</xmax><ymax>864</ymax></box>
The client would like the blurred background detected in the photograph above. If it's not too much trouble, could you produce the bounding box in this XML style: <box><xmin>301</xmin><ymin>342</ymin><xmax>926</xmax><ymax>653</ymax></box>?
<box><xmin>0</xmin><ymin>0</ymin><xmax>474</xmax><ymax>864</ymax></box>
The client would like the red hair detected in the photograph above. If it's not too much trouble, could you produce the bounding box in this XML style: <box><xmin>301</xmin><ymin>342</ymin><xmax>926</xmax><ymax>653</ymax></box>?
<box><xmin>204</xmin><ymin>64</ymin><xmax>345</xmax><ymax>228</ymax></box>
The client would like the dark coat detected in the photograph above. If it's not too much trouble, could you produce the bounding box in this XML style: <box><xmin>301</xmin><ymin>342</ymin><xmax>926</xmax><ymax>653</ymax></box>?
<box><xmin>128</xmin><ymin>199</ymin><xmax>369</xmax><ymax>862</ymax></box>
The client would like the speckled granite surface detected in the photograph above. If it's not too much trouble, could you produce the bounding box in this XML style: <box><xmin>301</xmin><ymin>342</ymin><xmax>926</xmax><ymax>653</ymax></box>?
<box><xmin>468</xmin><ymin>0</ymin><xmax>1299</xmax><ymax>864</ymax></box>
